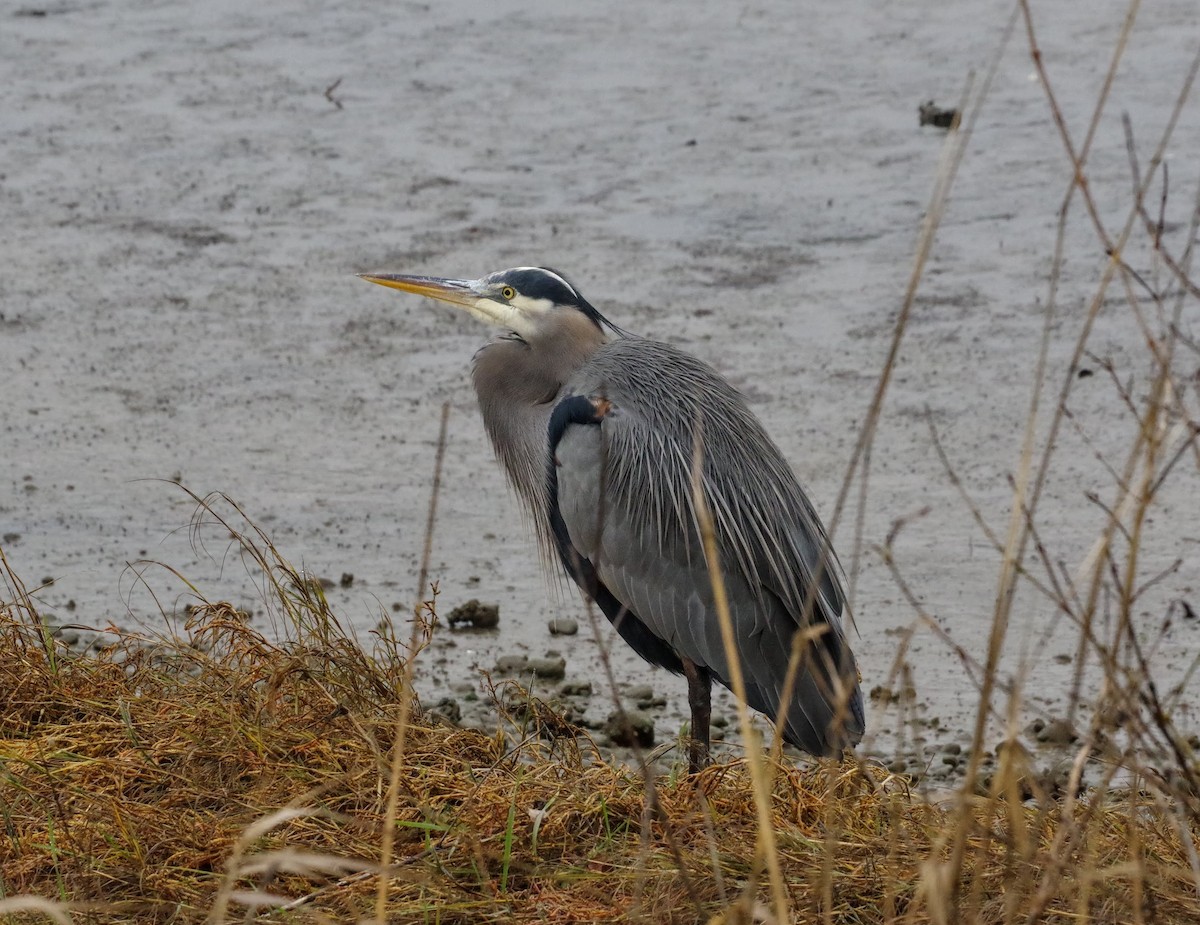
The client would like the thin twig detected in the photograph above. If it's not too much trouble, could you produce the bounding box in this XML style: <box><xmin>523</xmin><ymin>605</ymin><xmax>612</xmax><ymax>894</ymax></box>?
<box><xmin>374</xmin><ymin>401</ymin><xmax>450</xmax><ymax>922</ymax></box>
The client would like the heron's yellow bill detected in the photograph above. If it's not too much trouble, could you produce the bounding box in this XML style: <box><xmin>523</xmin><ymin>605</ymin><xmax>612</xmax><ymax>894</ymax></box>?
<box><xmin>358</xmin><ymin>273</ymin><xmax>479</xmax><ymax>308</ymax></box>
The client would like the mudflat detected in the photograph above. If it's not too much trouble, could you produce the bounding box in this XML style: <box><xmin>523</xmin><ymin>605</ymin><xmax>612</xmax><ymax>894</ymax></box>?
<box><xmin>3</xmin><ymin>0</ymin><xmax>1198</xmax><ymax>773</ymax></box>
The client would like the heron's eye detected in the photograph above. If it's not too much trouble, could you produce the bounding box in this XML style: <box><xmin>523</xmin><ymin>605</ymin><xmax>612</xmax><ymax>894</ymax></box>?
<box><xmin>500</xmin><ymin>286</ymin><xmax>516</xmax><ymax>301</ymax></box>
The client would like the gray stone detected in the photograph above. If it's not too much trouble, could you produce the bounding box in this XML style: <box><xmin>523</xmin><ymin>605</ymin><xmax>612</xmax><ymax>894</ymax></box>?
<box><xmin>495</xmin><ymin>654</ymin><xmax>529</xmax><ymax>673</ymax></box>
<box><xmin>604</xmin><ymin>710</ymin><xmax>655</xmax><ymax>748</ymax></box>
<box><xmin>429</xmin><ymin>697</ymin><xmax>461</xmax><ymax>725</ymax></box>
<box><xmin>448</xmin><ymin>599</ymin><xmax>500</xmax><ymax>629</ymax></box>
<box><xmin>527</xmin><ymin>656</ymin><xmax>566</xmax><ymax>680</ymax></box>
<box><xmin>1035</xmin><ymin>719</ymin><xmax>1078</xmax><ymax>746</ymax></box>
<box><xmin>547</xmin><ymin>617</ymin><xmax>579</xmax><ymax>636</ymax></box>
<box><xmin>560</xmin><ymin>680</ymin><xmax>593</xmax><ymax>697</ymax></box>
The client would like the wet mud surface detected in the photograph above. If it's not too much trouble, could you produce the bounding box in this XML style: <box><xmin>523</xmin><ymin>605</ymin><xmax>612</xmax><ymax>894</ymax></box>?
<box><xmin>4</xmin><ymin>0</ymin><xmax>1199</xmax><ymax>781</ymax></box>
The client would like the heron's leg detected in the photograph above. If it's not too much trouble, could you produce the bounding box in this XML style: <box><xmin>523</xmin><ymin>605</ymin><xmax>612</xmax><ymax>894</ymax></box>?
<box><xmin>681</xmin><ymin>657</ymin><xmax>711</xmax><ymax>773</ymax></box>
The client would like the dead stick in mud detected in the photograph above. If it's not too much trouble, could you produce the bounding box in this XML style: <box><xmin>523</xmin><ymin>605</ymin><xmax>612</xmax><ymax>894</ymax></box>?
<box><xmin>374</xmin><ymin>401</ymin><xmax>451</xmax><ymax>922</ymax></box>
<box><xmin>324</xmin><ymin>77</ymin><xmax>344</xmax><ymax>110</ymax></box>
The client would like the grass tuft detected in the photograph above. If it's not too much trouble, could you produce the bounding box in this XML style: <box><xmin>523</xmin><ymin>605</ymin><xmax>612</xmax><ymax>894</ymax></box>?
<box><xmin>2</xmin><ymin>520</ymin><xmax>1200</xmax><ymax>923</ymax></box>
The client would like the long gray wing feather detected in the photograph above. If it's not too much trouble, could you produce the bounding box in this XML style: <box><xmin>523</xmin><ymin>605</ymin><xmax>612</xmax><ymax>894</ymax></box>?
<box><xmin>554</xmin><ymin>337</ymin><xmax>864</xmax><ymax>754</ymax></box>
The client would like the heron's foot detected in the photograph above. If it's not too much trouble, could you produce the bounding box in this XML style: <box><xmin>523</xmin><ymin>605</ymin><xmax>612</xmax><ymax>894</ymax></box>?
<box><xmin>687</xmin><ymin>737</ymin><xmax>711</xmax><ymax>775</ymax></box>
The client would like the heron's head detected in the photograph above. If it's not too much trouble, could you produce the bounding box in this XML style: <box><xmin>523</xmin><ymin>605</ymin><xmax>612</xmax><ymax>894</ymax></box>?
<box><xmin>359</xmin><ymin>266</ymin><xmax>613</xmax><ymax>341</ymax></box>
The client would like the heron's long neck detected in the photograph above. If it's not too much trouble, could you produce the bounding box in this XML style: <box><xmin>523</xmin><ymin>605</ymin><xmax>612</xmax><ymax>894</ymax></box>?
<box><xmin>471</xmin><ymin>312</ymin><xmax>606</xmax><ymax>556</ymax></box>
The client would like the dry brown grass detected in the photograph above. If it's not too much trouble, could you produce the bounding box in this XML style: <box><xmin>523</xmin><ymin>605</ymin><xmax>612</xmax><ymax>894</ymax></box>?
<box><xmin>5</xmin><ymin>4</ymin><xmax>1200</xmax><ymax>922</ymax></box>
<box><xmin>2</xmin><ymin>522</ymin><xmax>1200</xmax><ymax>924</ymax></box>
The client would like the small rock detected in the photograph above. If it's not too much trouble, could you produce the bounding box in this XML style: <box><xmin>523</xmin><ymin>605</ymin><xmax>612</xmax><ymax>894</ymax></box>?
<box><xmin>495</xmin><ymin>654</ymin><xmax>529</xmax><ymax>673</ymax></box>
<box><xmin>527</xmin><ymin>656</ymin><xmax>566</xmax><ymax>680</ymax></box>
<box><xmin>1036</xmin><ymin>719</ymin><xmax>1078</xmax><ymax>746</ymax></box>
<box><xmin>560</xmin><ymin>680</ymin><xmax>593</xmax><ymax>697</ymax></box>
<box><xmin>624</xmin><ymin>684</ymin><xmax>654</xmax><ymax>702</ymax></box>
<box><xmin>918</xmin><ymin>101</ymin><xmax>959</xmax><ymax>129</ymax></box>
<box><xmin>429</xmin><ymin>697</ymin><xmax>461</xmax><ymax>725</ymax></box>
<box><xmin>604</xmin><ymin>710</ymin><xmax>655</xmax><ymax>748</ymax></box>
<box><xmin>941</xmin><ymin>743</ymin><xmax>962</xmax><ymax>756</ymax></box>
<box><xmin>339</xmin><ymin>572</ymin><xmax>354</xmax><ymax>588</ymax></box>
<box><xmin>448</xmin><ymin>599</ymin><xmax>500</xmax><ymax>629</ymax></box>
<box><xmin>53</xmin><ymin>629</ymin><xmax>79</xmax><ymax>647</ymax></box>
<box><xmin>869</xmin><ymin>683</ymin><xmax>915</xmax><ymax>704</ymax></box>
<box><xmin>548</xmin><ymin>617</ymin><xmax>579</xmax><ymax>636</ymax></box>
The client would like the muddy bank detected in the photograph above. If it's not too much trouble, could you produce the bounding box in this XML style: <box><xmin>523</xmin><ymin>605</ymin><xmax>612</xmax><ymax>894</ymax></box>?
<box><xmin>3</xmin><ymin>0</ymin><xmax>1199</xmax><ymax>767</ymax></box>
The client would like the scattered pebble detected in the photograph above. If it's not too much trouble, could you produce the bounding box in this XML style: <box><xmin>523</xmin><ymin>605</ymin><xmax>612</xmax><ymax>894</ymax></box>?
<box><xmin>495</xmin><ymin>654</ymin><xmax>529</xmax><ymax>673</ymax></box>
<box><xmin>527</xmin><ymin>656</ymin><xmax>566</xmax><ymax>680</ymax></box>
<box><xmin>1028</xmin><ymin>718</ymin><xmax>1078</xmax><ymax>746</ymax></box>
<box><xmin>448</xmin><ymin>599</ymin><xmax>500</xmax><ymax>629</ymax></box>
<box><xmin>869</xmin><ymin>683</ymin><xmax>915</xmax><ymax>704</ymax></box>
<box><xmin>429</xmin><ymin>697</ymin><xmax>461</xmax><ymax>725</ymax></box>
<box><xmin>918</xmin><ymin>100</ymin><xmax>959</xmax><ymax>129</ymax></box>
<box><xmin>53</xmin><ymin>628</ymin><xmax>79</xmax><ymax>647</ymax></box>
<box><xmin>560</xmin><ymin>680</ymin><xmax>592</xmax><ymax>697</ymax></box>
<box><xmin>604</xmin><ymin>710</ymin><xmax>655</xmax><ymax>748</ymax></box>
<box><xmin>339</xmin><ymin>572</ymin><xmax>354</xmax><ymax>588</ymax></box>
<box><xmin>547</xmin><ymin>617</ymin><xmax>578</xmax><ymax>636</ymax></box>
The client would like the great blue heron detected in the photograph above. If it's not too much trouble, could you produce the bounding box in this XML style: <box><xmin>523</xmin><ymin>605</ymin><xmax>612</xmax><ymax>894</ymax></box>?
<box><xmin>361</xmin><ymin>266</ymin><xmax>864</xmax><ymax>770</ymax></box>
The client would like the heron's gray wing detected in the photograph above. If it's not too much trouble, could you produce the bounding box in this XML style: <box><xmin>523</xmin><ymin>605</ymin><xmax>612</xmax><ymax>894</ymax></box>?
<box><xmin>554</xmin><ymin>386</ymin><xmax>863</xmax><ymax>755</ymax></box>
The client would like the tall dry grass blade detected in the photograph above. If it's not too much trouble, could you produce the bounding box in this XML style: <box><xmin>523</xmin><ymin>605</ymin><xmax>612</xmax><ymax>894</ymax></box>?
<box><xmin>689</xmin><ymin>424</ymin><xmax>789</xmax><ymax>923</ymax></box>
<box><xmin>373</xmin><ymin>400</ymin><xmax>450</xmax><ymax>923</ymax></box>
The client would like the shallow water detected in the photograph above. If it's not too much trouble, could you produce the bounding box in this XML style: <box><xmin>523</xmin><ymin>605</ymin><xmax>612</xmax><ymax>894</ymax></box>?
<box><xmin>3</xmin><ymin>0</ymin><xmax>1199</xmax><ymax>774</ymax></box>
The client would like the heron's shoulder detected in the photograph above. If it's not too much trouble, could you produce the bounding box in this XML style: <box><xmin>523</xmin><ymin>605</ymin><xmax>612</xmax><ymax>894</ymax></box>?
<box><xmin>573</xmin><ymin>336</ymin><xmax>732</xmax><ymax>395</ymax></box>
